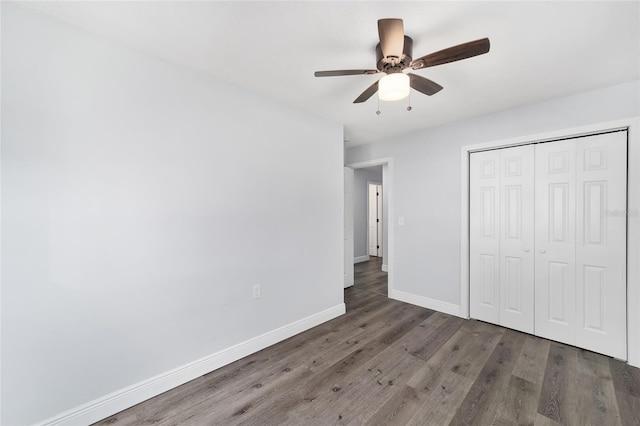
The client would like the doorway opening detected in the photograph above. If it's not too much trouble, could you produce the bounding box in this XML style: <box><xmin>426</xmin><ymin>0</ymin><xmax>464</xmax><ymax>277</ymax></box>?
<box><xmin>354</xmin><ymin>179</ymin><xmax>386</xmax><ymax>296</ymax></box>
<box><xmin>345</xmin><ymin>159</ymin><xmax>393</xmax><ymax>298</ymax></box>
<box><xmin>354</xmin><ymin>255</ymin><xmax>387</xmax><ymax>296</ymax></box>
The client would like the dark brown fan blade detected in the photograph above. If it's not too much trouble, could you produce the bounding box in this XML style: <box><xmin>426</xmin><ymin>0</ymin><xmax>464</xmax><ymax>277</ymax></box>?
<box><xmin>353</xmin><ymin>80</ymin><xmax>380</xmax><ymax>103</ymax></box>
<box><xmin>314</xmin><ymin>69</ymin><xmax>379</xmax><ymax>77</ymax></box>
<box><xmin>408</xmin><ymin>73</ymin><xmax>443</xmax><ymax>96</ymax></box>
<box><xmin>411</xmin><ymin>38</ymin><xmax>490</xmax><ymax>70</ymax></box>
<box><xmin>378</xmin><ymin>19</ymin><xmax>405</xmax><ymax>61</ymax></box>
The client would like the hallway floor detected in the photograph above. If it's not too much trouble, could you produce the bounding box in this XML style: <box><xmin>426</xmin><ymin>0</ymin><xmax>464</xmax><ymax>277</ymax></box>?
<box><xmin>354</xmin><ymin>256</ymin><xmax>387</xmax><ymax>296</ymax></box>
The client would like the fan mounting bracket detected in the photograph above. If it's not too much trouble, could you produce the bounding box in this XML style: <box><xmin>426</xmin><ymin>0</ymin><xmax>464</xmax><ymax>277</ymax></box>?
<box><xmin>376</xmin><ymin>36</ymin><xmax>413</xmax><ymax>72</ymax></box>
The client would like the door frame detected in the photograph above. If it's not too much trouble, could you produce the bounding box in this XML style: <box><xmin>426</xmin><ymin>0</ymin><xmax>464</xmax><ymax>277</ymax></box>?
<box><xmin>346</xmin><ymin>158</ymin><xmax>394</xmax><ymax>297</ymax></box>
<box><xmin>367</xmin><ymin>181</ymin><xmax>382</xmax><ymax>258</ymax></box>
<box><xmin>344</xmin><ymin>167</ymin><xmax>354</xmax><ymax>288</ymax></box>
<box><xmin>460</xmin><ymin>117</ymin><xmax>640</xmax><ymax>367</ymax></box>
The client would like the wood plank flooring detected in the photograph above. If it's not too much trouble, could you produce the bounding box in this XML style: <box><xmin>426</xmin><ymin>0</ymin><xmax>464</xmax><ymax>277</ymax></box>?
<box><xmin>94</xmin><ymin>260</ymin><xmax>640</xmax><ymax>426</ymax></box>
<box><xmin>354</xmin><ymin>256</ymin><xmax>387</xmax><ymax>296</ymax></box>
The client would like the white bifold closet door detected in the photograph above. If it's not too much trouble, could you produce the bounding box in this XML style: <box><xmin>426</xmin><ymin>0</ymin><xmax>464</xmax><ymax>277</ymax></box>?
<box><xmin>470</xmin><ymin>131</ymin><xmax>627</xmax><ymax>360</ymax></box>
<box><xmin>533</xmin><ymin>139</ymin><xmax>577</xmax><ymax>345</ymax></box>
<box><xmin>535</xmin><ymin>132</ymin><xmax>627</xmax><ymax>359</ymax></box>
<box><xmin>470</xmin><ymin>145</ymin><xmax>535</xmax><ymax>334</ymax></box>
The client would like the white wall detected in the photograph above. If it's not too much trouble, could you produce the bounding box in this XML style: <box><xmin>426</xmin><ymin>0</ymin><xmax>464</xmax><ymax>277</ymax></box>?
<box><xmin>346</xmin><ymin>80</ymin><xmax>640</xmax><ymax>309</ymax></box>
<box><xmin>353</xmin><ymin>168</ymin><xmax>382</xmax><ymax>259</ymax></box>
<box><xmin>1</xmin><ymin>4</ymin><xmax>343</xmax><ymax>425</ymax></box>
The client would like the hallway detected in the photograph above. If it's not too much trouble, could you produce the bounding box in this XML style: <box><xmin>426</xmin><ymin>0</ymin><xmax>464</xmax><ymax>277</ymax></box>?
<box><xmin>354</xmin><ymin>257</ymin><xmax>387</xmax><ymax>296</ymax></box>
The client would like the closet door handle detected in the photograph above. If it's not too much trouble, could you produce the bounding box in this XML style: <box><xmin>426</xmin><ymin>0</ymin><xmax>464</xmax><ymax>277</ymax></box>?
<box><xmin>524</xmin><ymin>248</ymin><xmax>530</xmax><ymax>252</ymax></box>
<box><xmin>539</xmin><ymin>250</ymin><xmax>546</xmax><ymax>254</ymax></box>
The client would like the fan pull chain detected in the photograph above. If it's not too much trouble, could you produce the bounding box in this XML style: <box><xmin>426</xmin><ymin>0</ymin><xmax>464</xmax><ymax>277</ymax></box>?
<box><xmin>375</xmin><ymin>93</ymin><xmax>413</xmax><ymax>115</ymax></box>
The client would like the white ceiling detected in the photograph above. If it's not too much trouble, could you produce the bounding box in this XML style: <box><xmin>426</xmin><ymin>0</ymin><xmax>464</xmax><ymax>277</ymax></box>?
<box><xmin>20</xmin><ymin>1</ymin><xmax>640</xmax><ymax>147</ymax></box>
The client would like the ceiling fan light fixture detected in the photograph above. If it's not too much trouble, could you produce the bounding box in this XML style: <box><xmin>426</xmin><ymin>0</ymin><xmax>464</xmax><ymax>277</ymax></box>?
<box><xmin>378</xmin><ymin>73</ymin><xmax>410</xmax><ymax>101</ymax></box>
<box><xmin>314</xmin><ymin>18</ymin><xmax>490</xmax><ymax>104</ymax></box>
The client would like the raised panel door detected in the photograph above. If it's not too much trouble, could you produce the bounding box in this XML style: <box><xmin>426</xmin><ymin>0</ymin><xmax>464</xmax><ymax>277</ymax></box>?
<box><xmin>575</xmin><ymin>132</ymin><xmax>627</xmax><ymax>359</ymax></box>
<box><xmin>535</xmin><ymin>140</ymin><xmax>577</xmax><ymax>345</ymax></box>
<box><xmin>499</xmin><ymin>145</ymin><xmax>535</xmax><ymax>333</ymax></box>
<box><xmin>470</xmin><ymin>150</ymin><xmax>501</xmax><ymax>324</ymax></box>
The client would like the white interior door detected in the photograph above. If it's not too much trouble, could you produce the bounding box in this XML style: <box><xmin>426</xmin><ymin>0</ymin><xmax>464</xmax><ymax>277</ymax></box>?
<box><xmin>574</xmin><ymin>132</ymin><xmax>627</xmax><ymax>359</ymax></box>
<box><xmin>368</xmin><ymin>183</ymin><xmax>382</xmax><ymax>256</ymax></box>
<box><xmin>499</xmin><ymin>145</ymin><xmax>535</xmax><ymax>333</ymax></box>
<box><xmin>471</xmin><ymin>146</ymin><xmax>534</xmax><ymax>332</ymax></box>
<box><xmin>377</xmin><ymin>185</ymin><xmax>383</xmax><ymax>256</ymax></box>
<box><xmin>471</xmin><ymin>132</ymin><xmax>627</xmax><ymax>359</ymax></box>
<box><xmin>534</xmin><ymin>139</ymin><xmax>578</xmax><ymax>345</ymax></box>
<box><xmin>470</xmin><ymin>150</ymin><xmax>501</xmax><ymax>324</ymax></box>
<box><xmin>535</xmin><ymin>132</ymin><xmax>627</xmax><ymax>359</ymax></box>
<box><xmin>344</xmin><ymin>167</ymin><xmax>354</xmax><ymax>288</ymax></box>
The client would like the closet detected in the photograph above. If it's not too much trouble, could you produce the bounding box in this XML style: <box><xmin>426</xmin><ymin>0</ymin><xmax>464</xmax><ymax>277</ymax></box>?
<box><xmin>469</xmin><ymin>131</ymin><xmax>627</xmax><ymax>359</ymax></box>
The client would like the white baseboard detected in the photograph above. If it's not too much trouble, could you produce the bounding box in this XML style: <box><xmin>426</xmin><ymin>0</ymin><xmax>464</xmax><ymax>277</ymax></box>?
<box><xmin>381</xmin><ymin>264</ymin><xmax>388</xmax><ymax>272</ymax></box>
<box><xmin>36</xmin><ymin>303</ymin><xmax>346</xmax><ymax>426</ymax></box>
<box><xmin>389</xmin><ymin>289</ymin><xmax>461</xmax><ymax>317</ymax></box>
<box><xmin>354</xmin><ymin>255</ymin><xmax>370</xmax><ymax>263</ymax></box>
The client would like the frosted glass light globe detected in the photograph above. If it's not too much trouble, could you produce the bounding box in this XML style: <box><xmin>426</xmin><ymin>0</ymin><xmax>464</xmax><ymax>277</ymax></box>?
<box><xmin>378</xmin><ymin>73</ymin><xmax>410</xmax><ymax>101</ymax></box>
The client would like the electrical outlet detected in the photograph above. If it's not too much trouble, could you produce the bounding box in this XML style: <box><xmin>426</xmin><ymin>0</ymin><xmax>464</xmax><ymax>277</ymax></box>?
<box><xmin>252</xmin><ymin>284</ymin><xmax>261</xmax><ymax>299</ymax></box>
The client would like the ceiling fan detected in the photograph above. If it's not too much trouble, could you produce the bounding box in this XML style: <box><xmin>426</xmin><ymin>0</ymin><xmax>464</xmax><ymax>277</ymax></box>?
<box><xmin>314</xmin><ymin>19</ymin><xmax>490</xmax><ymax>104</ymax></box>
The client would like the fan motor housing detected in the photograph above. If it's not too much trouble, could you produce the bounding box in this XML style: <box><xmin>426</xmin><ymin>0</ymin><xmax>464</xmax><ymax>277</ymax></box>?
<box><xmin>376</xmin><ymin>36</ymin><xmax>413</xmax><ymax>72</ymax></box>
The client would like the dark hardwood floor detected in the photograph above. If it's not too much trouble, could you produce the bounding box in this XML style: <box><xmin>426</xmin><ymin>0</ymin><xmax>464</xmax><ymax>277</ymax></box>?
<box><xmin>94</xmin><ymin>262</ymin><xmax>640</xmax><ymax>425</ymax></box>
<box><xmin>354</xmin><ymin>256</ymin><xmax>387</xmax><ymax>296</ymax></box>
